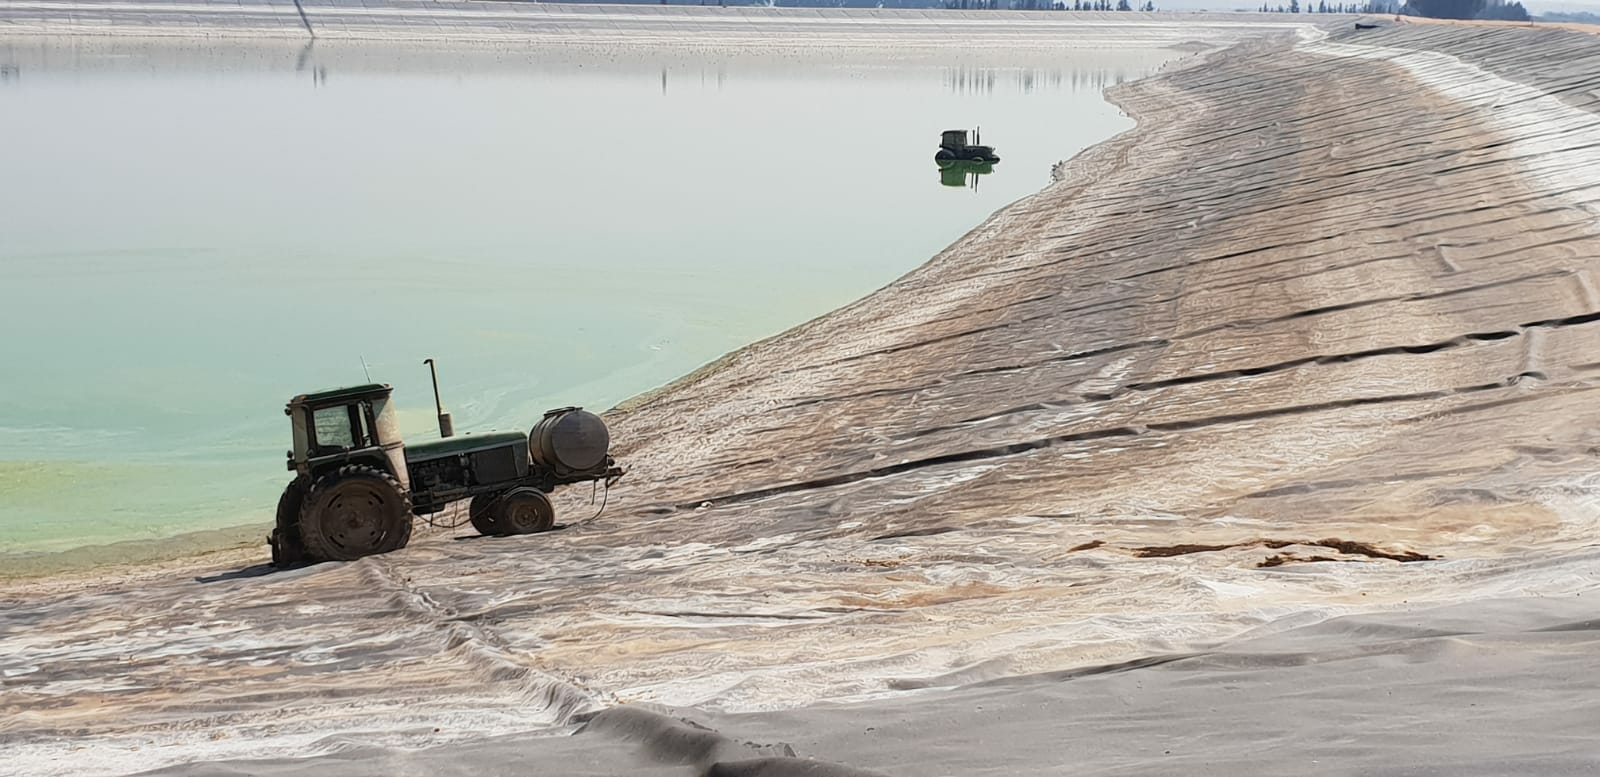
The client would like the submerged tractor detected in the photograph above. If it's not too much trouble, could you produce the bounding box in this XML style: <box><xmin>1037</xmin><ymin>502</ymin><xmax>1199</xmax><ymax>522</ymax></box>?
<box><xmin>268</xmin><ymin>366</ymin><xmax>622</xmax><ymax>566</ymax></box>
<box><xmin>934</xmin><ymin>128</ymin><xmax>1000</xmax><ymax>164</ymax></box>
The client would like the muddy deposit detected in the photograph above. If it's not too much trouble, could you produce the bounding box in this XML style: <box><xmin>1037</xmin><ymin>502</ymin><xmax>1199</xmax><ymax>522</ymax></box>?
<box><xmin>5</xmin><ymin>15</ymin><xmax>1600</xmax><ymax>777</ymax></box>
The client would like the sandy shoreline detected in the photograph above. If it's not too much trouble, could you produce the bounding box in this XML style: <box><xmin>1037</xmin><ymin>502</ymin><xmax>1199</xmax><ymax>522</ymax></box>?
<box><xmin>5</xmin><ymin>8</ymin><xmax>1600</xmax><ymax>777</ymax></box>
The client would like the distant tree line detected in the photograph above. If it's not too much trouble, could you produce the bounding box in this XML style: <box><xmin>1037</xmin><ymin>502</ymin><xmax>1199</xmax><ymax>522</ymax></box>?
<box><xmin>1254</xmin><ymin>0</ymin><xmax>1527</xmax><ymax>20</ymax></box>
<box><xmin>940</xmin><ymin>0</ymin><xmax>1156</xmax><ymax>9</ymax></box>
<box><xmin>1404</xmin><ymin>0</ymin><xmax>1528</xmax><ymax>19</ymax></box>
<box><xmin>1257</xmin><ymin>0</ymin><xmax>1396</xmax><ymax>12</ymax></box>
<box><xmin>1468</xmin><ymin>0</ymin><xmax>1531</xmax><ymax>20</ymax></box>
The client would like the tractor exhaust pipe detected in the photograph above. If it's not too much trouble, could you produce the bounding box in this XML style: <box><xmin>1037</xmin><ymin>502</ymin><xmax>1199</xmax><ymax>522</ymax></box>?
<box><xmin>423</xmin><ymin>358</ymin><xmax>455</xmax><ymax>438</ymax></box>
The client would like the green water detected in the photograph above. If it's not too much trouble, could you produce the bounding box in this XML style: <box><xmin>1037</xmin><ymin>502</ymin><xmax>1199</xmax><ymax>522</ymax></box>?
<box><xmin>0</xmin><ymin>38</ymin><xmax>1172</xmax><ymax>563</ymax></box>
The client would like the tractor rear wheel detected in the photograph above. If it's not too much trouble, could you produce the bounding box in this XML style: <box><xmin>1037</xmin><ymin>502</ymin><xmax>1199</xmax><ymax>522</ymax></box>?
<box><xmin>382</xmin><ymin>499</ymin><xmax>414</xmax><ymax>554</ymax></box>
<box><xmin>297</xmin><ymin>465</ymin><xmax>413</xmax><ymax>562</ymax></box>
<box><xmin>269</xmin><ymin>477</ymin><xmax>310</xmax><ymax>567</ymax></box>
<box><xmin>497</xmin><ymin>488</ymin><xmax>555</xmax><ymax>535</ymax></box>
<box><xmin>469</xmin><ymin>494</ymin><xmax>504</xmax><ymax>536</ymax></box>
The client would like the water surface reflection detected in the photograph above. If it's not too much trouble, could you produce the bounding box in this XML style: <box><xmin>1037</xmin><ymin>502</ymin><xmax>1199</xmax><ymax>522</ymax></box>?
<box><xmin>938</xmin><ymin>159</ymin><xmax>996</xmax><ymax>190</ymax></box>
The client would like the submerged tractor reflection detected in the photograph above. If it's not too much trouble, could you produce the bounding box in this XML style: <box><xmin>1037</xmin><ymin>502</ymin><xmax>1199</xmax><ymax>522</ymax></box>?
<box><xmin>268</xmin><ymin>363</ymin><xmax>622</xmax><ymax>566</ymax></box>
<box><xmin>938</xmin><ymin>159</ymin><xmax>995</xmax><ymax>190</ymax></box>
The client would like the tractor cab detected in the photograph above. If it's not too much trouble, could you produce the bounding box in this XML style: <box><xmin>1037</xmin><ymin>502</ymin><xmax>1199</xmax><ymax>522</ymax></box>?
<box><xmin>271</xmin><ymin>384</ymin><xmax>416</xmax><ymax>567</ymax></box>
<box><xmin>285</xmin><ymin>383</ymin><xmax>409</xmax><ymax>489</ymax></box>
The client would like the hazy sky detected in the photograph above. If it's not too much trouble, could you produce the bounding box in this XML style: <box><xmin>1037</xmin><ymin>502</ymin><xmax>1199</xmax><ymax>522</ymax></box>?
<box><xmin>1524</xmin><ymin>0</ymin><xmax>1600</xmax><ymax>11</ymax></box>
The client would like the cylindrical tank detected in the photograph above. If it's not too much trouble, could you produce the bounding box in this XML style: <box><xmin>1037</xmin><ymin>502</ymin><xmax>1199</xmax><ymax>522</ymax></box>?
<box><xmin>529</xmin><ymin>407</ymin><xmax>611</xmax><ymax>476</ymax></box>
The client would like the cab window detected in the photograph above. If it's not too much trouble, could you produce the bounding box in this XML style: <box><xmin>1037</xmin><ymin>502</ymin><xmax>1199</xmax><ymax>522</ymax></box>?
<box><xmin>312</xmin><ymin>406</ymin><xmax>355</xmax><ymax>451</ymax></box>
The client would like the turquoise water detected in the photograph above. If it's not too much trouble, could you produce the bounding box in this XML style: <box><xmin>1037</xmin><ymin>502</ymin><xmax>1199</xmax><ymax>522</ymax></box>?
<box><xmin>0</xmin><ymin>38</ymin><xmax>1170</xmax><ymax>561</ymax></box>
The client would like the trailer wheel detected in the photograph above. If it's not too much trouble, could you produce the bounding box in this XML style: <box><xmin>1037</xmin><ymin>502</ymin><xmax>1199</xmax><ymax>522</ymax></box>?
<box><xmin>270</xmin><ymin>477</ymin><xmax>310</xmax><ymax>567</ymax></box>
<box><xmin>497</xmin><ymin>488</ymin><xmax>555</xmax><ymax>535</ymax></box>
<box><xmin>469</xmin><ymin>494</ymin><xmax>504</xmax><ymax>536</ymax></box>
<box><xmin>298</xmin><ymin>465</ymin><xmax>413</xmax><ymax>562</ymax></box>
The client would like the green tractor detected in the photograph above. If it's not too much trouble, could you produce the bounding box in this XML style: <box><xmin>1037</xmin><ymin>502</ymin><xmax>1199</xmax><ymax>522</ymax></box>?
<box><xmin>268</xmin><ymin>371</ymin><xmax>621</xmax><ymax>566</ymax></box>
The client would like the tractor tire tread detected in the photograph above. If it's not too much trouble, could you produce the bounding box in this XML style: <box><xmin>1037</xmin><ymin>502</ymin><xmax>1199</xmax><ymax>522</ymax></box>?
<box><xmin>271</xmin><ymin>477</ymin><xmax>310</xmax><ymax>567</ymax></box>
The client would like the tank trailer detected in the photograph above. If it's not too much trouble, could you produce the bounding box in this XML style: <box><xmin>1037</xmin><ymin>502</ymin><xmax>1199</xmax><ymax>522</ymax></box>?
<box><xmin>268</xmin><ymin>369</ymin><xmax>621</xmax><ymax>566</ymax></box>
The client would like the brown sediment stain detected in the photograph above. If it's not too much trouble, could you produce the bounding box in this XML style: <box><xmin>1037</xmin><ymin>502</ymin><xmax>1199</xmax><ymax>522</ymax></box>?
<box><xmin>1133</xmin><ymin>538</ymin><xmax>1436</xmax><ymax>563</ymax></box>
<box><xmin>871</xmin><ymin>526</ymin><xmax>959</xmax><ymax>541</ymax></box>
<box><xmin>1069</xmin><ymin>540</ymin><xmax>1105</xmax><ymax>552</ymax></box>
<box><xmin>1300</xmin><ymin>539</ymin><xmax>1434</xmax><ymax>562</ymax></box>
<box><xmin>1258</xmin><ymin>554</ymin><xmax>1340</xmax><ymax>568</ymax></box>
<box><xmin>832</xmin><ymin>581</ymin><xmax>1013</xmax><ymax>609</ymax></box>
<box><xmin>1133</xmin><ymin>543</ymin><xmax>1234</xmax><ymax>558</ymax></box>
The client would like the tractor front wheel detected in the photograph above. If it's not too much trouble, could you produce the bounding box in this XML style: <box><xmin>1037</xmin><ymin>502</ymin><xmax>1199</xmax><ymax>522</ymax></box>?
<box><xmin>469</xmin><ymin>494</ymin><xmax>504</xmax><ymax>536</ymax></box>
<box><xmin>297</xmin><ymin>465</ymin><xmax>413</xmax><ymax>562</ymax></box>
<box><xmin>497</xmin><ymin>488</ymin><xmax>555</xmax><ymax>535</ymax></box>
<box><xmin>269</xmin><ymin>477</ymin><xmax>310</xmax><ymax>567</ymax></box>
